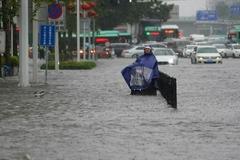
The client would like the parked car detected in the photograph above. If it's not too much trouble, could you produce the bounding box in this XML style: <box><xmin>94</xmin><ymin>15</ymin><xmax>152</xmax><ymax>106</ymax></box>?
<box><xmin>183</xmin><ymin>44</ymin><xmax>197</xmax><ymax>57</ymax></box>
<box><xmin>121</xmin><ymin>45</ymin><xmax>145</xmax><ymax>58</ymax></box>
<box><xmin>153</xmin><ymin>48</ymin><xmax>178</xmax><ymax>65</ymax></box>
<box><xmin>229</xmin><ymin>43</ymin><xmax>240</xmax><ymax>58</ymax></box>
<box><xmin>190</xmin><ymin>46</ymin><xmax>222</xmax><ymax>64</ymax></box>
<box><xmin>110</xmin><ymin>43</ymin><xmax>131</xmax><ymax>57</ymax></box>
<box><xmin>213</xmin><ymin>44</ymin><xmax>233</xmax><ymax>58</ymax></box>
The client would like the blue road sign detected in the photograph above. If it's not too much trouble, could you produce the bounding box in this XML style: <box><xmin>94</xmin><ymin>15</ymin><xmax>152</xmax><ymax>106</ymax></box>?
<box><xmin>196</xmin><ymin>10</ymin><xmax>218</xmax><ymax>21</ymax></box>
<box><xmin>230</xmin><ymin>5</ymin><xmax>240</xmax><ymax>16</ymax></box>
<box><xmin>48</xmin><ymin>3</ymin><xmax>63</xmax><ymax>19</ymax></box>
<box><xmin>39</xmin><ymin>25</ymin><xmax>56</xmax><ymax>47</ymax></box>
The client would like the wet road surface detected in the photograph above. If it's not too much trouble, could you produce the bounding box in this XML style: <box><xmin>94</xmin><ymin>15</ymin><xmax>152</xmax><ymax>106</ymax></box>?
<box><xmin>0</xmin><ymin>58</ymin><xmax>240</xmax><ymax>160</ymax></box>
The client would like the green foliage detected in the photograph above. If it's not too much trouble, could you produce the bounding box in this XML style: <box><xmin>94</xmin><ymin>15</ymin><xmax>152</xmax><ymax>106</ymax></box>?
<box><xmin>0</xmin><ymin>55</ymin><xmax>19</xmax><ymax>67</ymax></box>
<box><xmin>9</xmin><ymin>56</ymin><xmax>19</xmax><ymax>66</ymax></box>
<box><xmin>215</xmin><ymin>1</ymin><xmax>230</xmax><ymax>19</ymax></box>
<box><xmin>95</xmin><ymin>1</ymin><xmax>174</xmax><ymax>29</ymax></box>
<box><xmin>41</xmin><ymin>61</ymin><xmax>96</xmax><ymax>70</ymax></box>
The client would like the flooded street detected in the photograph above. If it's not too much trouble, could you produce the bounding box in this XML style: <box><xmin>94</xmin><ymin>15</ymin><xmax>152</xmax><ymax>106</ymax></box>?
<box><xmin>0</xmin><ymin>58</ymin><xmax>240</xmax><ymax>160</ymax></box>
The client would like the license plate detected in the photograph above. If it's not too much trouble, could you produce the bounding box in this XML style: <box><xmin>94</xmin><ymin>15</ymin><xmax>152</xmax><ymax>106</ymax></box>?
<box><xmin>207</xmin><ymin>59</ymin><xmax>213</xmax><ymax>63</ymax></box>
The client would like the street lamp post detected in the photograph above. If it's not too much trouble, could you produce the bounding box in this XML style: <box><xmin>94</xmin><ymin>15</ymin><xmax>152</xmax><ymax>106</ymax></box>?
<box><xmin>77</xmin><ymin>0</ymin><xmax>80</xmax><ymax>61</ymax></box>
<box><xmin>19</xmin><ymin>0</ymin><xmax>29</xmax><ymax>87</ymax></box>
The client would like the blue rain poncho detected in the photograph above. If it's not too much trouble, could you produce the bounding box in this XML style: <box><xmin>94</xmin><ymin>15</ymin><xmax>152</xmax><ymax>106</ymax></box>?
<box><xmin>121</xmin><ymin>51</ymin><xmax>160</xmax><ymax>90</ymax></box>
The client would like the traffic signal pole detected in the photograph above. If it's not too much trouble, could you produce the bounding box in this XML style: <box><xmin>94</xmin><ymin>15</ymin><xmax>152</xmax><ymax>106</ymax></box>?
<box><xmin>19</xmin><ymin>0</ymin><xmax>29</xmax><ymax>87</ymax></box>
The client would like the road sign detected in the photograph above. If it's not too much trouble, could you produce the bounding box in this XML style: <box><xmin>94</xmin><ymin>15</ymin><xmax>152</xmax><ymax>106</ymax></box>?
<box><xmin>39</xmin><ymin>25</ymin><xmax>55</xmax><ymax>47</ymax></box>
<box><xmin>48</xmin><ymin>3</ymin><xmax>63</xmax><ymax>20</ymax></box>
<box><xmin>144</xmin><ymin>26</ymin><xmax>161</xmax><ymax>32</ymax></box>
<box><xmin>196</xmin><ymin>10</ymin><xmax>218</xmax><ymax>21</ymax></box>
<box><xmin>230</xmin><ymin>5</ymin><xmax>240</xmax><ymax>16</ymax></box>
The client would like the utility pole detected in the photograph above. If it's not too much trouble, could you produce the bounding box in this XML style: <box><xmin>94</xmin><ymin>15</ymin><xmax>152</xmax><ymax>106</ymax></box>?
<box><xmin>32</xmin><ymin>2</ymin><xmax>39</xmax><ymax>83</ymax></box>
<box><xmin>77</xmin><ymin>0</ymin><xmax>80</xmax><ymax>61</ymax></box>
<box><xmin>19</xmin><ymin>0</ymin><xmax>29</xmax><ymax>87</ymax></box>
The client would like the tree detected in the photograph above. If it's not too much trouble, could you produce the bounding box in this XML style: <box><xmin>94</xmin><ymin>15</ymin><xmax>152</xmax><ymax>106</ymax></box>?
<box><xmin>215</xmin><ymin>1</ymin><xmax>230</xmax><ymax>20</ymax></box>
<box><xmin>95</xmin><ymin>0</ymin><xmax>173</xmax><ymax>29</ymax></box>
<box><xmin>96</xmin><ymin>0</ymin><xmax>173</xmax><ymax>29</ymax></box>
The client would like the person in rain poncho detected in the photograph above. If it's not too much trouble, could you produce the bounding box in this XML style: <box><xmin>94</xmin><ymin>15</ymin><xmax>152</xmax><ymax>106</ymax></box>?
<box><xmin>121</xmin><ymin>46</ymin><xmax>160</xmax><ymax>95</ymax></box>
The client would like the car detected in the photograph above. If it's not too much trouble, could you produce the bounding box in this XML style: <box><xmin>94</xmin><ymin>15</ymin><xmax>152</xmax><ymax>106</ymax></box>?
<box><xmin>110</xmin><ymin>43</ymin><xmax>131</xmax><ymax>57</ymax></box>
<box><xmin>152</xmin><ymin>48</ymin><xmax>178</xmax><ymax>65</ymax></box>
<box><xmin>164</xmin><ymin>38</ymin><xmax>191</xmax><ymax>57</ymax></box>
<box><xmin>121</xmin><ymin>45</ymin><xmax>145</xmax><ymax>58</ymax></box>
<box><xmin>213</xmin><ymin>44</ymin><xmax>233</xmax><ymax>58</ymax></box>
<box><xmin>183</xmin><ymin>44</ymin><xmax>197</xmax><ymax>57</ymax></box>
<box><xmin>229</xmin><ymin>43</ymin><xmax>240</xmax><ymax>58</ymax></box>
<box><xmin>143</xmin><ymin>42</ymin><xmax>167</xmax><ymax>49</ymax></box>
<box><xmin>190</xmin><ymin>45</ymin><xmax>222</xmax><ymax>64</ymax></box>
<box><xmin>95</xmin><ymin>45</ymin><xmax>114</xmax><ymax>58</ymax></box>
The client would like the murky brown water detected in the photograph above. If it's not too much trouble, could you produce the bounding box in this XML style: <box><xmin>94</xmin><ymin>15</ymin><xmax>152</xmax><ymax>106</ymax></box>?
<box><xmin>0</xmin><ymin>58</ymin><xmax>240</xmax><ymax>160</ymax></box>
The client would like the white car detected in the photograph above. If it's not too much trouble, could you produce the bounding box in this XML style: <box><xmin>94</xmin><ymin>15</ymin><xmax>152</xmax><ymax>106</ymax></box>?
<box><xmin>153</xmin><ymin>48</ymin><xmax>178</xmax><ymax>65</ymax></box>
<box><xmin>213</xmin><ymin>44</ymin><xmax>233</xmax><ymax>58</ymax></box>
<box><xmin>121</xmin><ymin>45</ymin><xmax>145</xmax><ymax>58</ymax></box>
<box><xmin>183</xmin><ymin>44</ymin><xmax>197</xmax><ymax>57</ymax></box>
<box><xmin>229</xmin><ymin>44</ymin><xmax>240</xmax><ymax>58</ymax></box>
<box><xmin>143</xmin><ymin>42</ymin><xmax>167</xmax><ymax>49</ymax></box>
<box><xmin>190</xmin><ymin>46</ymin><xmax>222</xmax><ymax>64</ymax></box>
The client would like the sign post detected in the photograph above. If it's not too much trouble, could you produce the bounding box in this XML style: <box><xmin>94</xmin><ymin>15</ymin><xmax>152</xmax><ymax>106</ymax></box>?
<box><xmin>48</xmin><ymin>2</ymin><xmax>65</xmax><ymax>71</ymax></box>
<box><xmin>0</xmin><ymin>30</ymin><xmax>5</xmax><ymax>77</ymax></box>
<box><xmin>39</xmin><ymin>25</ymin><xmax>55</xmax><ymax>84</ymax></box>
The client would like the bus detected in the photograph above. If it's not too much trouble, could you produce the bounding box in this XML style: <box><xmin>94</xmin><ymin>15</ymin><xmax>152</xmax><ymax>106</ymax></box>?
<box><xmin>94</xmin><ymin>30</ymin><xmax>131</xmax><ymax>44</ymax></box>
<box><xmin>160</xmin><ymin>24</ymin><xmax>179</xmax><ymax>41</ymax></box>
<box><xmin>59</xmin><ymin>30</ymin><xmax>131</xmax><ymax>51</ymax></box>
<box><xmin>142</xmin><ymin>24</ymin><xmax>180</xmax><ymax>42</ymax></box>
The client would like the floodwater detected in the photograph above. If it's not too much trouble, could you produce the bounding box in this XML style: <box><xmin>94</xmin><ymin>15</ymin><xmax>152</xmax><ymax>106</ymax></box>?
<box><xmin>0</xmin><ymin>58</ymin><xmax>240</xmax><ymax>160</ymax></box>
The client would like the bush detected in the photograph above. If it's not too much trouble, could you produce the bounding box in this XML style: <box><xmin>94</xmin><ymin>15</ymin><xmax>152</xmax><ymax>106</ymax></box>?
<box><xmin>40</xmin><ymin>60</ymin><xmax>96</xmax><ymax>70</ymax></box>
<box><xmin>0</xmin><ymin>55</ymin><xmax>19</xmax><ymax>67</ymax></box>
<box><xmin>9</xmin><ymin>56</ymin><xmax>19</xmax><ymax>66</ymax></box>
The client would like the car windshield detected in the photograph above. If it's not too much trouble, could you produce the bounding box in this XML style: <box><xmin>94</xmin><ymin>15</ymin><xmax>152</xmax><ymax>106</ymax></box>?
<box><xmin>215</xmin><ymin>45</ymin><xmax>226</xmax><ymax>49</ymax></box>
<box><xmin>147</xmin><ymin>44</ymin><xmax>166</xmax><ymax>48</ymax></box>
<box><xmin>154</xmin><ymin>49</ymin><xmax>174</xmax><ymax>56</ymax></box>
<box><xmin>197</xmin><ymin>47</ymin><xmax>218</xmax><ymax>53</ymax></box>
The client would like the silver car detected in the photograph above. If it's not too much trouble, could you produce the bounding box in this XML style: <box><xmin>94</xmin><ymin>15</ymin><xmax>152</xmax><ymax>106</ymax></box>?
<box><xmin>121</xmin><ymin>45</ymin><xmax>145</xmax><ymax>58</ymax></box>
<box><xmin>190</xmin><ymin>46</ymin><xmax>222</xmax><ymax>64</ymax></box>
<box><xmin>229</xmin><ymin>44</ymin><xmax>240</xmax><ymax>58</ymax></box>
<box><xmin>213</xmin><ymin>44</ymin><xmax>233</xmax><ymax>58</ymax></box>
<box><xmin>153</xmin><ymin>48</ymin><xmax>178</xmax><ymax>65</ymax></box>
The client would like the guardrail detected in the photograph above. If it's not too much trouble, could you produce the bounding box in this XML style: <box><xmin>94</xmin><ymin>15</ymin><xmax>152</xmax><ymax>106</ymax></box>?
<box><xmin>157</xmin><ymin>71</ymin><xmax>177</xmax><ymax>109</ymax></box>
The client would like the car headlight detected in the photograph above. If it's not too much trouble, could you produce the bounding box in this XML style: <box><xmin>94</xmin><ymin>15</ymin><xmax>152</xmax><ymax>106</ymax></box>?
<box><xmin>197</xmin><ymin>56</ymin><xmax>203</xmax><ymax>60</ymax></box>
<box><xmin>216</xmin><ymin>56</ymin><xmax>221</xmax><ymax>59</ymax></box>
<box><xmin>168</xmin><ymin>58</ymin><xmax>174</xmax><ymax>64</ymax></box>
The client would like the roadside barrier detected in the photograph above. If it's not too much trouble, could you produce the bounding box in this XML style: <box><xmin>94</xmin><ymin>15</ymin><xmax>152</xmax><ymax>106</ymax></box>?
<box><xmin>157</xmin><ymin>71</ymin><xmax>177</xmax><ymax>108</ymax></box>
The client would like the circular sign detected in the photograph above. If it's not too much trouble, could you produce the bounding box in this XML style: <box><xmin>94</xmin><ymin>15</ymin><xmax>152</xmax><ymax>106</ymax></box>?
<box><xmin>48</xmin><ymin>3</ymin><xmax>63</xmax><ymax>19</ymax></box>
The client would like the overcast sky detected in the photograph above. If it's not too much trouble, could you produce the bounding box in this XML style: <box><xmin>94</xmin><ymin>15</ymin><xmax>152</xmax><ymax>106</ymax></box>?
<box><xmin>166</xmin><ymin>0</ymin><xmax>207</xmax><ymax>17</ymax></box>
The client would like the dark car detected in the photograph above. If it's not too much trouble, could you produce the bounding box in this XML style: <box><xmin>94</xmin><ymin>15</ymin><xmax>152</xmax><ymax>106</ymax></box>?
<box><xmin>110</xmin><ymin>43</ymin><xmax>131</xmax><ymax>57</ymax></box>
<box><xmin>95</xmin><ymin>45</ymin><xmax>113</xmax><ymax>58</ymax></box>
